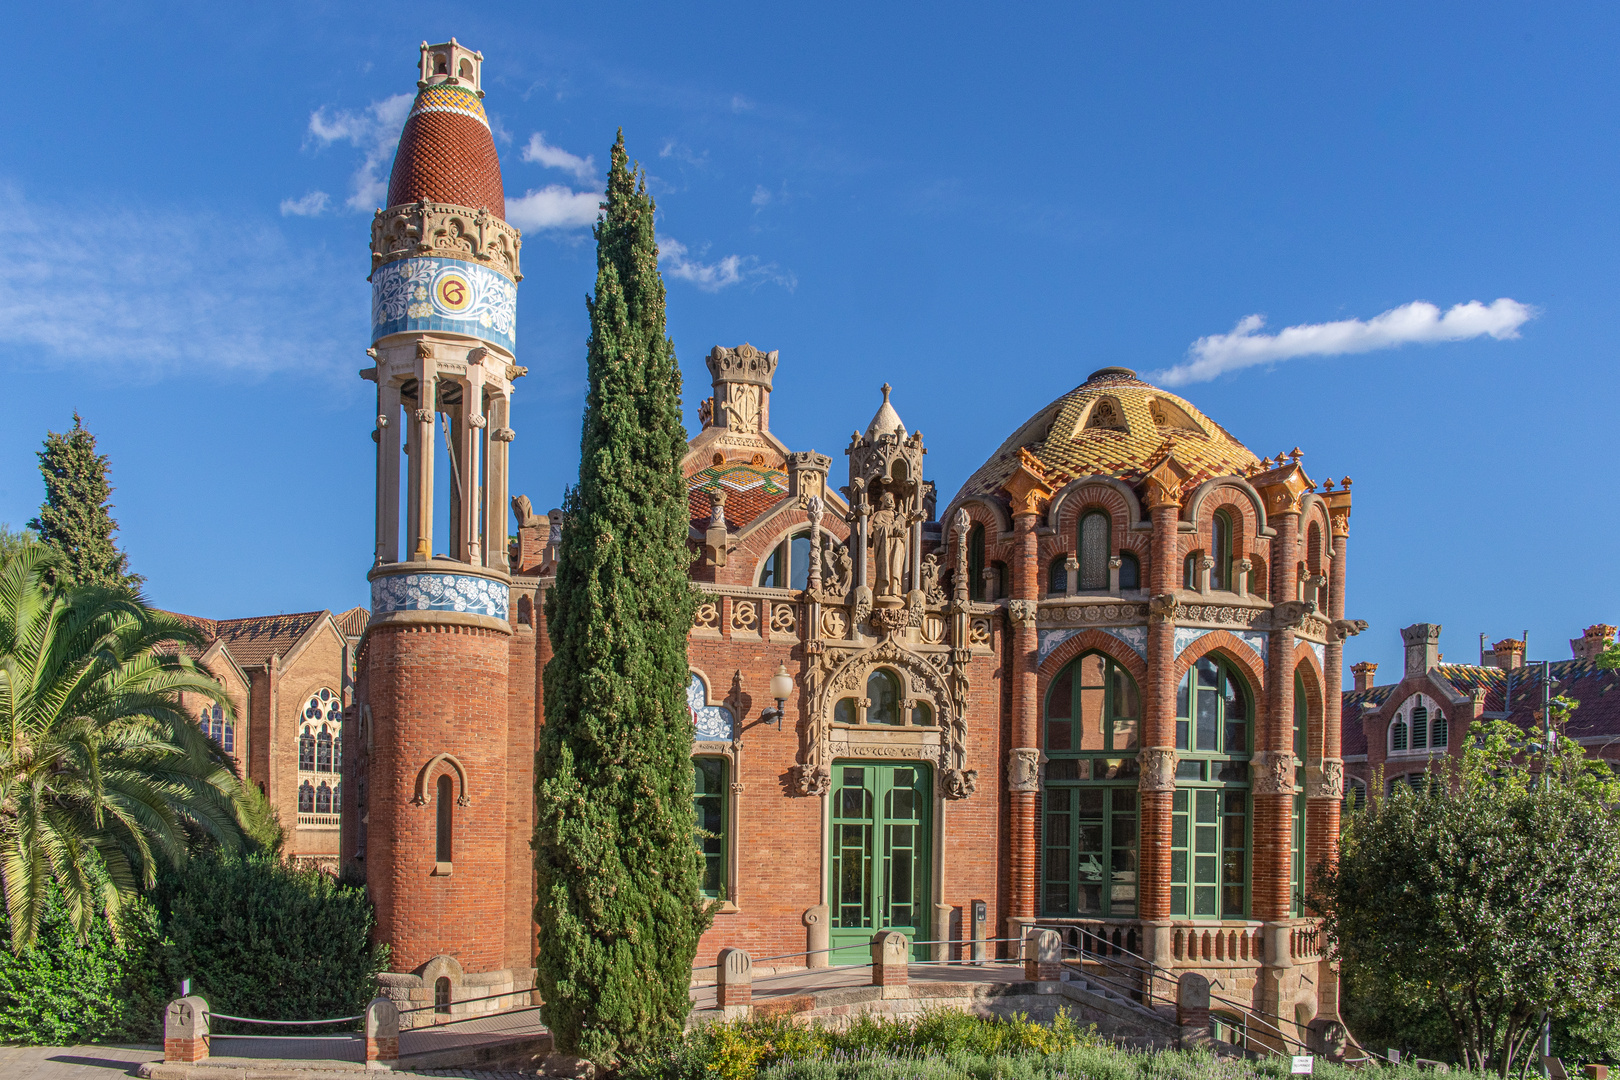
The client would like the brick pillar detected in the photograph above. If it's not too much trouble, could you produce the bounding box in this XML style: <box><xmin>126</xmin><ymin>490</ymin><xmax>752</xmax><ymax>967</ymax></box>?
<box><xmin>365</xmin><ymin>996</ymin><xmax>400</xmax><ymax>1065</ymax></box>
<box><xmin>1252</xmin><ymin>505</ymin><xmax>1298</xmax><ymax>924</ymax></box>
<box><xmin>1008</xmin><ymin>511</ymin><xmax>1042</xmax><ymax>923</ymax></box>
<box><xmin>717</xmin><ymin>948</ymin><xmax>753</xmax><ymax>1010</ymax></box>
<box><xmin>871</xmin><ymin>931</ymin><xmax>909</xmax><ymax>988</ymax></box>
<box><xmin>507</xmin><ymin>607</ymin><xmax>539</xmax><ymax>977</ymax></box>
<box><xmin>1139</xmin><ymin>498</ymin><xmax>1182</xmax><ymax>921</ymax></box>
<box><xmin>1308</xmin><ymin>529</ymin><xmax>1349</xmax><ymax>891</ymax></box>
<box><xmin>164</xmin><ymin>996</ymin><xmax>209</xmax><ymax>1064</ymax></box>
<box><xmin>1024</xmin><ymin>928</ymin><xmax>1062</xmax><ymax>981</ymax></box>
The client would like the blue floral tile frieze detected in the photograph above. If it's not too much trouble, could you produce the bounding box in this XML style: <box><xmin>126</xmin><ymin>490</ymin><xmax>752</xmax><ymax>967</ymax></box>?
<box><xmin>372</xmin><ymin>570</ymin><xmax>510</xmax><ymax>620</ymax></box>
<box><xmin>688</xmin><ymin>673</ymin><xmax>735</xmax><ymax>741</ymax></box>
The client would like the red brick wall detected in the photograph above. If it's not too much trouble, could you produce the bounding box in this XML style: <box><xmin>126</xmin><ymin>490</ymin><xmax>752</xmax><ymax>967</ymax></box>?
<box><xmin>506</xmin><ymin>621</ymin><xmax>538</xmax><ymax>973</ymax></box>
<box><xmin>363</xmin><ymin>621</ymin><xmax>511</xmax><ymax>975</ymax></box>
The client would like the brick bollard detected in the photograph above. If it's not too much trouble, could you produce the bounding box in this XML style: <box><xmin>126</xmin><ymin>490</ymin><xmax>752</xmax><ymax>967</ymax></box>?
<box><xmin>1024</xmin><ymin>929</ymin><xmax>1063</xmax><ymax>981</ymax></box>
<box><xmin>870</xmin><ymin>930</ymin><xmax>909</xmax><ymax>989</ymax></box>
<box><xmin>365</xmin><ymin>996</ymin><xmax>400</xmax><ymax>1067</ymax></box>
<box><xmin>717</xmin><ymin>948</ymin><xmax>753</xmax><ymax>1013</ymax></box>
<box><xmin>164</xmin><ymin>996</ymin><xmax>209</xmax><ymax>1063</ymax></box>
<box><xmin>1177</xmin><ymin>971</ymin><xmax>1211</xmax><ymax>1041</ymax></box>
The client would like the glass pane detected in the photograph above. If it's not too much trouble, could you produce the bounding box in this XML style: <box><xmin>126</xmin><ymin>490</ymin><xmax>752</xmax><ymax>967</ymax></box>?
<box><xmin>1079</xmin><ymin>512</ymin><xmax>1109</xmax><ymax>590</ymax></box>
<box><xmin>1224</xmin><ymin>675</ymin><xmax>1246</xmax><ymax>719</ymax></box>
<box><xmin>1050</xmin><ymin>557</ymin><xmax>1068</xmax><ymax>594</ymax></box>
<box><xmin>867</xmin><ymin>670</ymin><xmax>901</xmax><ymax>725</ymax></box>
<box><xmin>1225</xmin><ymin>720</ymin><xmax>1247</xmax><ymax>755</ymax></box>
<box><xmin>835</xmin><ymin>698</ymin><xmax>857</xmax><ymax>725</ymax></box>
<box><xmin>1047</xmin><ymin>757</ymin><xmax>1079</xmax><ymax>781</ymax></box>
<box><xmin>1047</xmin><ymin>719</ymin><xmax>1073</xmax><ymax>752</ymax></box>
<box><xmin>1047</xmin><ymin>668</ymin><xmax>1073</xmax><ymax>718</ymax></box>
<box><xmin>1119</xmin><ymin>552</ymin><xmax>1139</xmax><ymax>590</ymax></box>
<box><xmin>1112</xmin><ymin>665</ymin><xmax>1140</xmax><ymax>722</ymax></box>
<box><xmin>1197</xmin><ymin>658</ymin><xmax>1218</xmax><ymax>688</ymax></box>
<box><xmin>1216</xmin><ymin>761</ymin><xmax>1249</xmax><ymax>783</ymax></box>
<box><xmin>790</xmin><ymin>534</ymin><xmax>812</xmax><ymax>591</ymax></box>
<box><xmin>1196</xmin><ymin>688</ymin><xmax>1218</xmax><ymax>751</ymax></box>
<box><xmin>1111</xmin><ymin>716</ymin><xmax>1138</xmax><ymax>751</ymax></box>
<box><xmin>911</xmin><ymin>702</ymin><xmax>934</xmax><ymax>726</ymax></box>
<box><xmin>1176</xmin><ymin>719</ymin><xmax>1190</xmax><ymax>750</ymax></box>
<box><xmin>1176</xmin><ymin>671</ymin><xmax>1190</xmax><ymax>719</ymax></box>
<box><xmin>1176</xmin><ymin>759</ymin><xmax>1204</xmax><ymax>780</ymax></box>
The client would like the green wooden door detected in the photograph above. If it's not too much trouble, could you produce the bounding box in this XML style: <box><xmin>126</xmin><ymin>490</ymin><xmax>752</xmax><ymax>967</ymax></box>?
<box><xmin>829</xmin><ymin>762</ymin><xmax>931</xmax><ymax>961</ymax></box>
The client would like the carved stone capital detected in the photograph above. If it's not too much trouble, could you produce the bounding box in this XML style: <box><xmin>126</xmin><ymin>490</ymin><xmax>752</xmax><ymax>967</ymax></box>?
<box><xmin>1007</xmin><ymin>599</ymin><xmax>1039</xmax><ymax>629</ymax></box>
<box><xmin>1149</xmin><ymin>593</ymin><xmax>1177</xmax><ymax>624</ymax></box>
<box><xmin>1271</xmin><ymin>599</ymin><xmax>1316</xmax><ymax>630</ymax></box>
<box><xmin>1306</xmin><ymin>760</ymin><xmax>1344</xmax><ymax>800</ymax></box>
<box><xmin>1252</xmin><ymin>752</ymin><xmax>1295</xmax><ymax>795</ymax></box>
<box><xmin>371</xmin><ymin>201</ymin><xmax>523</xmax><ymax>281</ymax></box>
<box><xmin>789</xmin><ymin>763</ymin><xmax>831</xmax><ymax>797</ymax></box>
<box><xmin>413</xmin><ymin>408</ymin><xmax>434</xmax><ymax>424</ymax></box>
<box><xmin>491</xmin><ymin>427</ymin><xmax>516</xmax><ymax>443</ymax></box>
<box><xmin>1139</xmin><ymin>748</ymin><xmax>1177</xmax><ymax>792</ymax></box>
<box><xmin>1007</xmin><ymin>747</ymin><xmax>1045</xmax><ymax>792</ymax></box>
<box><xmin>469</xmin><ymin>414</ymin><xmax>488</xmax><ymax>429</ymax></box>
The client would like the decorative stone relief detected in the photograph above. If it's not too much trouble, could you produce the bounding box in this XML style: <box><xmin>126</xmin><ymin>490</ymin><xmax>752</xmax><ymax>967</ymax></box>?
<box><xmin>968</xmin><ymin>618</ymin><xmax>992</xmax><ymax>647</ymax></box>
<box><xmin>371</xmin><ymin>570</ymin><xmax>509</xmax><ymax>620</ymax></box>
<box><xmin>942</xmin><ymin>768</ymin><xmax>978</xmax><ymax>799</ymax></box>
<box><xmin>1172</xmin><ymin>604</ymin><xmax>1265</xmax><ymax>627</ymax></box>
<box><xmin>371</xmin><ymin>202</ymin><xmax>522</xmax><ymax>281</ymax></box>
<box><xmin>732</xmin><ymin>601</ymin><xmax>758</xmax><ymax>633</ymax></box>
<box><xmin>1332</xmin><ymin>618</ymin><xmax>1370</xmax><ymax>641</ymax></box>
<box><xmin>694</xmin><ymin>601</ymin><xmax>720</xmax><ymax>630</ymax></box>
<box><xmin>1251</xmin><ymin>752</ymin><xmax>1295</xmax><ymax>795</ymax></box>
<box><xmin>1007</xmin><ymin>747</ymin><xmax>1044</xmax><ymax>792</ymax></box>
<box><xmin>918</xmin><ymin>553</ymin><xmax>945</xmax><ymax>605</ymax></box>
<box><xmin>1270</xmin><ymin>599</ymin><xmax>1317</xmax><ymax>630</ymax></box>
<box><xmin>920</xmin><ymin>612</ymin><xmax>946</xmax><ymax>644</ymax></box>
<box><xmin>819</xmin><ymin>537</ymin><xmax>853</xmax><ymax>594</ymax></box>
<box><xmin>1007</xmin><ymin>599</ymin><xmax>1039</xmax><ymax>629</ymax></box>
<box><xmin>1306</xmin><ymin>760</ymin><xmax>1344</xmax><ymax>800</ymax></box>
<box><xmin>788</xmin><ymin>763</ymin><xmax>831</xmax><ymax>796</ymax></box>
<box><xmin>1149</xmin><ymin>593</ymin><xmax>1177</xmax><ymax>624</ymax></box>
<box><xmin>771</xmin><ymin>603</ymin><xmax>797</xmax><ymax>634</ymax></box>
<box><xmin>1139</xmin><ymin>749</ymin><xmax>1177</xmax><ymax>792</ymax></box>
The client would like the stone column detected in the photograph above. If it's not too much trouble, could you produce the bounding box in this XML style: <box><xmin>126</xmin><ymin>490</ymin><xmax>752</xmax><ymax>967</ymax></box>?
<box><xmin>488</xmin><ymin>394</ymin><xmax>514</xmax><ymax>573</ymax></box>
<box><xmin>1139</xmin><ymin>487</ymin><xmax>1183</xmax><ymax>924</ymax></box>
<box><xmin>411</xmin><ymin>351</ymin><xmax>437</xmax><ymax>562</ymax></box>
<box><xmin>377</xmin><ymin>381</ymin><xmax>402</xmax><ymax>565</ymax></box>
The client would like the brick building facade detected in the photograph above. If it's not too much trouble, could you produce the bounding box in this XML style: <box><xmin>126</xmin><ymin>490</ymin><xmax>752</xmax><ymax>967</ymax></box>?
<box><xmin>340</xmin><ymin>39</ymin><xmax>1361</xmax><ymax>1043</ymax></box>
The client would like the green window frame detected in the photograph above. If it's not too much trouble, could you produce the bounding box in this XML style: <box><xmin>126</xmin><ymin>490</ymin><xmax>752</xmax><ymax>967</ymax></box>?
<box><xmin>1169</xmin><ymin>786</ymin><xmax>1249</xmax><ymax>919</ymax></box>
<box><xmin>830</xmin><ymin>763</ymin><xmax>931</xmax><ymax>957</ymax></box>
<box><xmin>1291</xmin><ymin>672</ymin><xmax>1311</xmax><ymax>917</ymax></box>
<box><xmin>693</xmin><ymin>756</ymin><xmax>728</xmax><ymax>899</ymax></box>
<box><xmin>1176</xmin><ymin>656</ymin><xmax>1250</xmax><ymax>756</ymax></box>
<box><xmin>1045</xmin><ymin>652</ymin><xmax>1141</xmax><ymax>755</ymax></box>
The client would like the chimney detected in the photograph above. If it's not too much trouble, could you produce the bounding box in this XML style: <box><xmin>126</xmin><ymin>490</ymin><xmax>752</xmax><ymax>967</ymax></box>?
<box><xmin>1490</xmin><ymin>637</ymin><xmax>1525</xmax><ymax>671</ymax></box>
<box><xmin>1571</xmin><ymin>624</ymin><xmax>1617</xmax><ymax>661</ymax></box>
<box><xmin>1401</xmin><ymin>623</ymin><xmax>1442</xmax><ymax>677</ymax></box>
<box><xmin>1351</xmin><ymin>661</ymin><xmax>1377</xmax><ymax>692</ymax></box>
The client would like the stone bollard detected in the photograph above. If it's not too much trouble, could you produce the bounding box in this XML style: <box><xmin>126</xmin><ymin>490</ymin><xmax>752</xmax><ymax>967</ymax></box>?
<box><xmin>870</xmin><ymin>930</ymin><xmax>909</xmax><ymax>989</ymax></box>
<box><xmin>716</xmin><ymin>948</ymin><xmax>753</xmax><ymax>1013</ymax></box>
<box><xmin>804</xmin><ymin>905</ymin><xmax>830</xmax><ymax>969</ymax></box>
<box><xmin>1177</xmin><ymin>972</ymin><xmax>1211</xmax><ymax>1044</ymax></box>
<box><xmin>1024</xmin><ymin>929</ymin><xmax>1063</xmax><ymax>982</ymax></box>
<box><xmin>365</xmin><ymin>996</ymin><xmax>400</xmax><ymax>1067</ymax></box>
<box><xmin>164</xmin><ymin>996</ymin><xmax>210</xmax><ymax>1063</ymax></box>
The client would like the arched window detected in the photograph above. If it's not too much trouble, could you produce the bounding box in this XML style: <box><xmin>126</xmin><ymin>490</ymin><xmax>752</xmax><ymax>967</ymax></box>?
<box><xmin>1292</xmin><ymin>674</ymin><xmax>1308</xmax><ymax>917</ymax></box>
<box><xmin>1183</xmin><ymin>552</ymin><xmax>1200</xmax><ymax>591</ymax></box>
<box><xmin>867</xmin><ymin>669</ymin><xmax>902</xmax><ymax>726</ymax></box>
<box><xmin>1211</xmin><ymin>510</ymin><xmax>1232</xmax><ymax>591</ymax></box>
<box><xmin>759</xmin><ymin>530</ymin><xmax>814</xmax><ymax>590</ymax></box>
<box><xmin>1078</xmin><ymin>511</ymin><xmax>1110</xmax><ymax>590</ymax></box>
<box><xmin>1306</xmin><ymin>521</ymin><xmax>1325</xmax><ymax>608</ymax></box>
<box><xmin>834</xmin><ymin>698</ymin><xmax>857</xmax><ymax>725</ymax></box>
<box><xmin>1048</xmin><ymin>555</ymin><xmax>1069</xmax><ymax>595</ymax></box>
<box><xmin>968</xmin><ymin>524</ymin><xmax>985</xmax><ymax>602</ymax></box>
<box><xmin>1430</xmin><ymin>710</ymin><xmax>1448</xmax><ymax>749</ymax></box>
<box><xmin>217</xmin><ymin>705</ymin><xmax>234</xmax><ymax>754</ymax></box>
<box><xmin>1118</xmin><ymin>551</ymin><xmax>1140</xmax><ymax>591</ymax></box>
<box><xmin>1294</xmin><ymin>673</ymin><xmax>1308</xmax><ymax>761</ymax></box>
<box><xmin>911</xmin><ymin>701</ymin><xmax>934</xmax><ymax>726</ymax></box>
<box><xmin>436</xmin><ymin>773</ymin><xmax>454</xmax><ymax>864</ymax></box>
<box><xmin>304</xmin><ymin>688</ymin><xmax>340</xmax><ymax>724</ymax></box>
<box><xmin>1390</xmin><ymin>716</ymin><xmax>1409</xmax><ymax>753</ymax></box>
<box><xmin>1345</xmin><ymin>777</ymin><xmax>1367</xmax><ymax>812</ymax></box>
<box><xmin>1250</xmin><ymin>558</ymin><xmax>1267</xmax><ymax>601</ymax></box>
<box><xmin>1175</xmin><ymin>657</ymin><xmax>1250</xmax><ymax>755</ymax></box>
<box><xmin>434</xmin><ymin>977</ymin><xmax>451</xmax><ymax>1014</ymax></box>
<box><xmin>316</xmin><ymin>782</ymin><xmax>333</xmax><ymax>814</ymax></box>
<box><xmin>299</xmin><ymin>728</ymin><xmax>316</xmax><ymax>771</ymax></box>
<box><xmin>298</xmin><ymin>781</ymin><xmax>315</xmax><ymax>813</ymax></box>
<box><xmin>316</xmin><ymin>729</ymin><xmax>334</xmax><ymax>772</ymax></box>
<box><xmin>1043</xmin><ymin>652</ymin><xmax>1140</xmax><ymax>754</ymax></box>
<box><xmin>1411</xmin><ymin>702</ymin><xmax>1429</xmax><ymax>751</ymax></box>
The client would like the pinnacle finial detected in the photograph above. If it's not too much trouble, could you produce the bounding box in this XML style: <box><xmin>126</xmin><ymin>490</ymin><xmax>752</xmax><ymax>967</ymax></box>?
<box><xmin>881</xmin><ymin>383</ymin><xmax>892</xmax><ymax>403</ymax></box>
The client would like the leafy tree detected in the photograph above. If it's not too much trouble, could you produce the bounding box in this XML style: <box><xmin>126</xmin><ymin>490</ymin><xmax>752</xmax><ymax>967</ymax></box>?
<box><xmin>0</xmin><ymin>526</ymin><xmax>36</xmax><ymax>565</ymax></box>
<box><xmin>534</xmin><ymin>132</ymin><xmax>708</xmax><ymax>1067</ymax></box>
<box><xmin>0</xmin><ymin>545</ymin><xmax>245</xmax><ymax>949</ymax></box>
<box><xmin>28</xmin><ymin>414</ymin><xmax>143</xmax><ymax>593</ymax></box>
<box><xmin>1316</xmin><ymin>712</ymin><xmax>1620</xmax><ymax>1075</ymax></box>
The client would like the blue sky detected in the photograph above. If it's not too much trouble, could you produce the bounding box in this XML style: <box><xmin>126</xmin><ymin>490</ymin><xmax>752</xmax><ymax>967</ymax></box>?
<box><xmin>2</xmin><ymin>2</ymin><xmax>1616</xmax><ymax>675</ymax></box>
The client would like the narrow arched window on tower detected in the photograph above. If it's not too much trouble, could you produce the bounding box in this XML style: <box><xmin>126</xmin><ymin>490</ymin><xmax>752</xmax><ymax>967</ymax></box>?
<box><xmin>968</xmin><ymin>524</ymin><xmax>986</xmax><ymax>602</ymax></box>
<box><xmin>1211</xmin><ymin>511</ymin><xmax>1232</xmax><ymax>591</ymax></box>
<box><xmin>436</xmin><ymin>773</ymin><xmax>454</xmax><ymax>864</ymax></box>
<box><xmin>1119</xmin><ymin>551</ymin><xmax>1140</xmax><ymax>591</ymax></box>
<box><xmin>1411</xmin><ymin>703</ymin><xmax>1429</xmax><ymax>751</ymax></box>
<box><xmin>1078</xmin><ymin>511</ymin><xmax>1110</xmax><ymax>590</ymax></box>
<box><xmin>1049</xmin><ymin>555</ymin><xmax>1068</xmax><ymax>595</ymax></box>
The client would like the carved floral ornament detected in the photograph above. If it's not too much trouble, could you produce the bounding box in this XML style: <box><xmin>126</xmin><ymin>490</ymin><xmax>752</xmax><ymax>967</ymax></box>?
<box><xmin>371</xmin><ymin>201</ymin><xmax>523</xmax><ymax>282</ymax></box>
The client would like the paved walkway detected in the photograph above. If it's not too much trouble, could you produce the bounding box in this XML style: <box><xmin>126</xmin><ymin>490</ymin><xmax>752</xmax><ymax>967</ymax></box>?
<box><xmin>688</xmin><ymin>960</ymin><xmax>1028</xmax><ymax>1010</ymax></box>
<box><xmin>0</xmin><ymin>1043</ymin><xmax>540</xmax><ymax>1079</ymax></box>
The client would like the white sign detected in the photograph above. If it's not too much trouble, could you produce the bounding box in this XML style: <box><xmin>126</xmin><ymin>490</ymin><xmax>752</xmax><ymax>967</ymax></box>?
<box><xmin>1290</xmin><ymin>1057</ymin><xmax>1315</xmax><ymax>1075</ymax></box>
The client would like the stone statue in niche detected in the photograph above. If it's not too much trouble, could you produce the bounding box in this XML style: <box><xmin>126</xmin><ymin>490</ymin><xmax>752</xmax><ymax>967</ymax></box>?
<box><xmin>918</xmin><ymin>552</ymin><xmax>945</xmax><ymax>605</ymax></box>
<box><xmin>820</xmin><ymin>536</ymin><xmax>853</xmax><ymax>594</ymax></box>
<box><xmin>869</xmin><ymin>490</ymin><xmax>909</xmax><ymax>599</ymax></box>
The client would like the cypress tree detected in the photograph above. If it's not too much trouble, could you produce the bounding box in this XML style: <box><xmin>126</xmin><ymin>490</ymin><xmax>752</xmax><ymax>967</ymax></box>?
<box><xmin>535</xmin><ymin>132</ymin><xmax>707</xmax><ymax>1066</ymax></box>
<box><xmin>28</xmin><ymin>414</ymin><xmax>143</xmax><ymax>593</ymax></box>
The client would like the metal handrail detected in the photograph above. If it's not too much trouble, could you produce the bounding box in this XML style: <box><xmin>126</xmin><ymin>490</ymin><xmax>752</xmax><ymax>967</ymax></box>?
<box><xmin>209</xmin><ymin>1012</ymin><xmax>364</xmax><ymax>1025</ymax></box>
<box><xmin>692</xmin><ymin>936</ymin><xmax>1030</xmax><ymax>972</ymax></box>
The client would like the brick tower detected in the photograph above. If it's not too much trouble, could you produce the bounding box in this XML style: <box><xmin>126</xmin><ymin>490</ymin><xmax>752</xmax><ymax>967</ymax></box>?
<box><xmin>346</xmin><ymin>39</ymin><xmax>532</xmax><ymax>1020</ymax></box>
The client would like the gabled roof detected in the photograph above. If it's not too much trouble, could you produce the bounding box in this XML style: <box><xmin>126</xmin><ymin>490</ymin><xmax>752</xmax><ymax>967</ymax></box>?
<box><xmin>160</xmin><ymin>610</ymin><xmax>331</xmax><ymax>669</ymax></box>
<box><xmin>335</xmin><ymin>607</ymin><xmax>369</xmax><ymax>638</ymax></box>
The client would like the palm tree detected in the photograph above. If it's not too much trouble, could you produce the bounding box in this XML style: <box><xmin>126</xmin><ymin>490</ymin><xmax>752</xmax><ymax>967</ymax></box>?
<box><xmin>0</xmin><ymin>544</ymin><xmax>246</xmax><ymax>949</ymax></box>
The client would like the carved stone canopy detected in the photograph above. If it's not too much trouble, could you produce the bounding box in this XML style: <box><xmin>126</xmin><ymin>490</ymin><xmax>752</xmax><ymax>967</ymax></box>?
<box><xmin>707</xmin><ymin>343</ymin><xmax>779</xmax><ymax>389</ymax></box>
<box><xmin>371</xmin><ymin>201</ymin><xmax>522</xmax><ymax>281</ymax></box>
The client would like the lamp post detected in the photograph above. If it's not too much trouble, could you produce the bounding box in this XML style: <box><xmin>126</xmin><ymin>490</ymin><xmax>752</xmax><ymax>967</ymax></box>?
<box><xmin>758</xmin><ymin>664</ymin><xmax>795</xmax><ymax>730</ymax></box>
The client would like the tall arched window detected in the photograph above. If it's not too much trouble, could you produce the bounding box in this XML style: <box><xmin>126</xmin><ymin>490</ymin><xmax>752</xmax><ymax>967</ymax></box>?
<box><xmin>760</xmin><ymin>530</ymin><xmax>814</xmax><ymax>590</ymax></box>
<box><xmin>1118</xmin><ymin>551</ymin><xmax>1140</xmax><ymax>591</ymax></box>
<box><xmin>867</xmin><ymin>669</ymin><xmax>902</xmax><ymax>726</ymax></box>
<box><xmin>299</xmin><ymin>728</ymin><xmax>316</xmax><ymax>771</ymax></box>
<box><xmin>1306</xmin><ymin>521</ymin><xmax>1325</xmax><ymax>609</ymax></box>
<box><xmin>1292</xmin><ymin>672</ymin><xmax>1309</xmax><ymax>917</ymax></box>
<box><xmin>1430</xmin><ymin>709</ymin><xmax>1448</xmax><ymax>749</ymax></box>
<box><xmin>298</xmin><ymin>781</ymin><xmax>315</xmax><ymax>813</ymax></box>
<box><xmin>1411</xmin><ymin>702</ymin><xmax>1429</xmax><ymax>750</ymax></box>
<box><xmin>1078</xmin><ymin>511</ymin><xmax>1110</xmax><ymax>590</ymax></box>
<box><xmin>1211</xmin><ymin>510</ymin><xmax>1232</xmax><ymax>591</ymax></box>
<box><xmin>316</xmin><ymin>782</ymin><xmax>333</xmax><ymax>814</ymax></box>
<box><xmin>436</xmin><ymin>773</ymin><xmax>454</xmax><ymax>864</ymax></box>
<box><xmin>967</xmin><ymin>524</ymin><xmax>985</xmax><ymax>602</ymax></box>
<box><xmin>1390</xmin><ymin>715</ymin><xmax>1409</xmax><ymax>752</ymax></box>
<box><xmin>1294</xmin><ymin>672</ymin><xmax>1308</xmax><ymax>761</ymax></box>
<box><xmin>1183</xmin><ymin>552</ymin><xmax>1200</xmax><ymax>590</ymax></box>
<box><xmin>316</xmin><ymin>729</ymin><xmax>334</xmax><ymax>772</ymax></box>
<box><xmin>693</xmin><ymin>757</ymin><xmax>728</xmax><ymax>899</ymax></box>
<box><xmin>1175</xmin><ymin>657</ymin><xmax>1250</xmax><ymax>755</ymax></box>
<box><xmin>1170</xmin><ymin>655</ymin><xmax>1252</xmax><ymax>920</ymax></box>
<box><xmin>434</xmin><ymin>977</ymin><xmax>451</xmax><ymax>1014</ymax></box>
<box><xmin>1041</xmin><ymin>652</ymin><xmax>1142</xmax><ymax>917</ymax></box>
<box><xmin>1048</xmin><ymin>555</ymin><xmax>1068</xmax><ymax>595</ymax></box>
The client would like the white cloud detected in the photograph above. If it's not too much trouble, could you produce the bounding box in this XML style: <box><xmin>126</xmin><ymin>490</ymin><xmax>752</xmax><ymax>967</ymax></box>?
<box><xmin>658</xmin><ymin>236</ymin><xmax>796</xmax><ymax>293</ymax></box>
<box><xmin>0</xmin><ymin>187</ymin><xmax>357</xmax><ymax>378</ymax></box>
<box><xmin>521</xmin><ymin>133</ymin><xmax>596</xmax><ymax>182</ymax></box>
<box><xmin>506</xmin><ymin>185</ymin><xmax>600</xmax><ymax>231</ymax></box>
<box><xmin>751</xmin><ymin>185</ymin><xmax>772</xmax><ymax>208</ymax></box>
<box><xmin>305</xmin><ymin>93</ymin><xmax>413</xmax><ymax>212</ymax></box>
<box><xmin>279</xmin><ymin>191</ymin><xmax>330</xmax><ymax>217</ymax></box>
<box><xmin>1154</xmin><ymin>298</ymin><xmax>1537</xmax><ymax>386</ymax></box>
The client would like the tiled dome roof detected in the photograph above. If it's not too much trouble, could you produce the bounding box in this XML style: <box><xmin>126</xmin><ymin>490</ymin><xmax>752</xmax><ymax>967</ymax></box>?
<box><xmin>386</xmin><ymin>83</ymin><xmax>505</xmax><ymax>219</ymax></box>
<box><xmin>953</xmin><ymin>367</ymin><xmax>1259</xmax><ymax>505</ymax></box>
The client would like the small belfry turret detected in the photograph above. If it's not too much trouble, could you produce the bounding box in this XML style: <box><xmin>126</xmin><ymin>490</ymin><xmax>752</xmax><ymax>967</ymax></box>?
<box><xmin>348</xmin><ymin>38</ymin><xmax>533</xmax><ymax>1023</ymax></box>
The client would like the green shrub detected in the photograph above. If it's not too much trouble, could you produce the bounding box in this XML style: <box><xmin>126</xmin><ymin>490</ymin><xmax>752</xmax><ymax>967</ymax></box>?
<box><xmin>0</xmin><ymin>885</ymin><xmax>170</xmax><ymax>1044</ymax></box>
<box><xmin>156</xmin><ymin>851</ymin><xmax>388</xmax><ymax>1031</ymax></box>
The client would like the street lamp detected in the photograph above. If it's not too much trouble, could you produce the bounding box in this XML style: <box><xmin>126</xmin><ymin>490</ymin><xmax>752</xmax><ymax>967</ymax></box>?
<box><xmin>759</xmin><ymin>664</ymin><xmax>795</xmax><ymax>730</ymax></box>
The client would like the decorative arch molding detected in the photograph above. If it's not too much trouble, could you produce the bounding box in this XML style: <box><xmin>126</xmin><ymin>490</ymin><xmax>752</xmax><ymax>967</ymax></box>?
<box><xmin>942</xmin><ymin>495</ymin><xmax>1012</xmax><ymax>541</ymax></box>
<box><xmin>1046</xmin><ymin>475</ymin><xmax>1145</xmax><ymax>534</ymax></box>
<box><xmin>417</xmin><ymin>952</ymin><xmax>466</xmax><ymax>985</ymax></box>
<box><xmin>413</xmin><ymin>753</ymin><xmax>471</xmax><ymax>807</ymax></box>
<box><xmin>1174</xmin><ymin>625</ymin><xmax>1268</xmax><ymax>668</ymax></box>
<box><xmin>1297</xmin><ymin>493</ymin><xmax>1334</xmax><ymax>545</ymax></box>
<box><xmin>1292</xmin><ymin>640</ymin><xmax>1326</xmax><ymax>686</ymax></box>
<box><xmin>1036</xmin><ymin>628</ymin><xmax>1150</xmax><ymax>694</ymax></box>
<box><xmin>1184</xmin><ymin>476</ymin><xmax>1270</xmax><ymax>534</ymax></box>
<box><xmin>793</xmin><ymin>635</ymin><xmax>975</xmax><ymax>801</ymax></box>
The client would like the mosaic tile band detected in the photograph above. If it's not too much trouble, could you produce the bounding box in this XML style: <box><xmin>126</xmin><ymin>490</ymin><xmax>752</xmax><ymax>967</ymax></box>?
<box><xmin>410</xmin><ymin>83</ymin><xmax>490</xmax><ymax>129</ymax></box>
<box><xmin>371</xmin><ymin>570</ymin><xmax>510</xmax><ymax>620</ymax></box>
<box><xmin>372</xmin><ymin>256</ymin><xmax>517</xmax><ymax>351</ymax></box>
